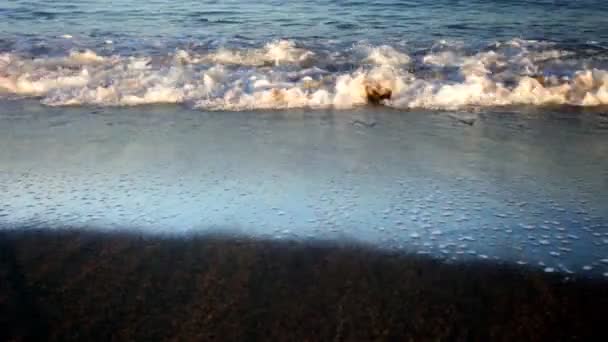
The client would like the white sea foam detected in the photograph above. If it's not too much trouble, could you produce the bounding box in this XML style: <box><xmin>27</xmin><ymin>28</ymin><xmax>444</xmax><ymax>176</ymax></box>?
<box><xmin>361</xmin><ymin>45</ymin><xmax>411</xmax><ymax>66</ymax></box>
<box><xmin>175</xmin><ymin>40</ymin><xmax>316</xmax><ymax>67</ymax></box>
<box><xmin>1</xmin><ymin>40</ymin><xmax>608</xmax><ymax>110</ymax></box>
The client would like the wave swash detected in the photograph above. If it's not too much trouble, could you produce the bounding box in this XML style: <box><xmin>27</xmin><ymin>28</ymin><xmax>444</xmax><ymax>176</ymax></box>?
<box><xmin>2</xmin><ymin>39</ymin><xmax>608</xmax><ymax>111</ymax></box>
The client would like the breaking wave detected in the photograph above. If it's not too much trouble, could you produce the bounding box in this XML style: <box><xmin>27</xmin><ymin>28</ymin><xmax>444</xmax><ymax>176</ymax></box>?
<box><xmin>2</xmin><ymin>39</ymin><xmax>608</xmax><ymax>110</ymax></box>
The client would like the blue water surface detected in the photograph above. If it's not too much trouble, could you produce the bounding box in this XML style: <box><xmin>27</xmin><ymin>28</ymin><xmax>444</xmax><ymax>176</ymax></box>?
<box><xmin>1</xmin><ymin>0</ymin><xmax>608</xmax><ymax>52</ymax></box>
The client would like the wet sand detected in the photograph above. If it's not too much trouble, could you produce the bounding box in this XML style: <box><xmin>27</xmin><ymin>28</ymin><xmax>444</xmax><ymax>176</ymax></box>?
<box><xmin>1</xmin><ymin>228</ymin><xmax>607</xmax><ymax>341</ymax></box>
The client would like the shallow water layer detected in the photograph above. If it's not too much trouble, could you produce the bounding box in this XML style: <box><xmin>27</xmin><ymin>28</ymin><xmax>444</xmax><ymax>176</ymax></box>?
<box><xmin>0</xmin><ymin>102</ymin><xmax>607</xmax><ymax>276</ymax></box>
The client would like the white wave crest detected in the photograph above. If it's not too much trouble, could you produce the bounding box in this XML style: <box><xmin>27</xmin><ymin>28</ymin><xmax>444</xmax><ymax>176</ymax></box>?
<box><xmin>175</xmin><ymin>40</ymin><xmax>315</xmax><ymax>66</ymax></box>
<box><xmin>1</xmin><ymin>40</ymin><xmax>608</xmax><ymax>110</ymax></box>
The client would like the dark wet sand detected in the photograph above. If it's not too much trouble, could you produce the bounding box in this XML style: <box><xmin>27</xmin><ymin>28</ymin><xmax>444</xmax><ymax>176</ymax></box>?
<box><xmin>1</xmin><ymin>228</ymin><xmax>607</xmax><ymax>341</ymax></box>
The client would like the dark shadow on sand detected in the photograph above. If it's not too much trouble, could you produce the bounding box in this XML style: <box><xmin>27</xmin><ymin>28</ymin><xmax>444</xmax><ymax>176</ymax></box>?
<box><xmin>1</xmin><ymin>227</ymin><xmax>607</xmax><ymax>341</ymax></box>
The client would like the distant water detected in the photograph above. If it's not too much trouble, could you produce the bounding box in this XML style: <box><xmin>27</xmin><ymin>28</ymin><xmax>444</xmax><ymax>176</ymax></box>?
<box><xmin>2</xmin><ymin>1</ymin><xmax>608</xmax><ymax>43</ymax></box>
<box><xmin>2</xmin><ymin>0</ymin><xmax>608</xmax><ymax>110</ymax></box>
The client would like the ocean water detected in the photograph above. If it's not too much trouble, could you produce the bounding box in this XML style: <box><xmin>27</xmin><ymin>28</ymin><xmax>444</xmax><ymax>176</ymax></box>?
<box><xmin>0</xmin><ymin>1</ymin><xmax>607</xmax><ymax>276</ymax></box>
<box><xmin>2</xmin><ymin>0</ymin><xmax>608</xmax><ymax>109</ymax></box>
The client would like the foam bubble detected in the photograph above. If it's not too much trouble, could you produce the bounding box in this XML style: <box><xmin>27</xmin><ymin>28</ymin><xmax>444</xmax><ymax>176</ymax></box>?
<box><xmin>2</xmin><ymin>39</ymin><xmax>608</xmax><ymax>110</ymax></box>
<box><xmin>177</xmin><ymin>40</ymin><xmax>315</xmax><ymax>67</ymax></box>
<box><xmin>362</xmin><ymin>45</ymin><xmax>411</xmax><ymax>66</ymax></box>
